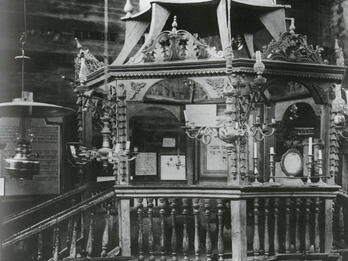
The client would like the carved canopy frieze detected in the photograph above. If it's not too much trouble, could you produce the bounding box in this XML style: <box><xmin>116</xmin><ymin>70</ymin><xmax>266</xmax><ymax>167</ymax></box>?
<box><xmin>138</xmin><ymin>16</ymin><xmax>223</xmax><ymax>64</ymax></box>
<box><xmin>262</xmin><ymin>31</ymin><xmax>325</xmax><ymax>64</ymax></box>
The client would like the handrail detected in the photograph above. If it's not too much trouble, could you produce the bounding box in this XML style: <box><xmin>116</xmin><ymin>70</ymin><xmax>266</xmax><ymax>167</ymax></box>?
<box><xmin>2</xmin><ymin>188</ymin><xmax>115</xmax><ymax>248</ymax></box>
<box><xmin>114</xmin><ymin>184</ymin><xmax>340</xmax><ymax>199</ymax></box>
<box><xmin>1</xmin><ymin>183</ymin><xmax>91</xmax><ymax>225</ymax></box>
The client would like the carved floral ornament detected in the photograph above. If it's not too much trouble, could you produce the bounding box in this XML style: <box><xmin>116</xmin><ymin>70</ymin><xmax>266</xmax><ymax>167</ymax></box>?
<box><xmin>134</xmin><ymin>16</ymin><xmax>223</xmax><ymax>64</ymax></box>
<box><xmin>262</xmin><ymin>19</ymin><xmax>324</xmax><ymax>64</ymax></box>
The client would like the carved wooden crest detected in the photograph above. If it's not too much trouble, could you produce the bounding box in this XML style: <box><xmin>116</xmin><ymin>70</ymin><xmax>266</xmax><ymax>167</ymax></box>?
<box><xmin>141</xmin><ymin>16</ymin><xmax>223</xmax><ymax>63</ymax></box>
<box><xmin>262</xmin><ymin>31</ymin><xmax>324</xmax><ymax>64</ymax></box>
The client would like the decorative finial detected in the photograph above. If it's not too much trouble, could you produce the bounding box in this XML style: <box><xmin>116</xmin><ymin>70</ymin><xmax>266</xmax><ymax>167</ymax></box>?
<box><xmin>335</xmin><ymin>39</ymin><xmax>345</xmax><ymax>66</ymax></box>
<box><xmin>124</xmin><ymin>0</ymin><xmax>134</xmax><ymax>18</ymax></box>
<box><xmin>172</xmin><ymin>16</ymin><xmax>178</xmax><ymax>33</ymax></box>
<box><xmin>253</xmin><ymin>50</ymin><xmax>265</xmax><ymax>75</ymax></box>
<box><xmin>289</xmin><ymin>18</ymin><xmax>295</xmax><ymax>34</ymax></box>
<box><xmin>75</xmin><ymin>38</ymin><xmax>82</xmax><ymax>49</ymax></box>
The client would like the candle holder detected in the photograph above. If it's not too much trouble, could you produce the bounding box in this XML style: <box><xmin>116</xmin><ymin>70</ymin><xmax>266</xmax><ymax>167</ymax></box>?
<box><xmin>267</xmin><ymin>149</ymin><xmax>280</xmax><ymax>186</ymax></box>
<box><xmin>316</xmin><ymin>152</ymin><xmax>326</xmax><ymax>186</ymax></box>
<box><xmin>306</xmin><ymin>153</ymin><xmax>313</xmax><ymax>185</ymax></box>
<box><xmin>252</xmin><ymin>156</ymin><xmax>262</xmax><ymax>186</ymax></box>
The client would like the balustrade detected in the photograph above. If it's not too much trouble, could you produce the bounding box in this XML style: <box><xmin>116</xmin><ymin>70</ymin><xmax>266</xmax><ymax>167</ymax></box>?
<box><xmin>1</xmin><ymin>186</ymin><xmax>341</xmax><ymax>261</ymax></box>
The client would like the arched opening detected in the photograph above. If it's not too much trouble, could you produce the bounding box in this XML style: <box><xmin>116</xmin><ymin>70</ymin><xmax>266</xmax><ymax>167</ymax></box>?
<box><xmin>129</xmin><ymin>105</ymin><xmax>187</xmax><ymax>182</ymax></box>
<box><xmin>276</xmin><ymin>102</ymin><xmax>320</xmax><ymax>162</ymax></box>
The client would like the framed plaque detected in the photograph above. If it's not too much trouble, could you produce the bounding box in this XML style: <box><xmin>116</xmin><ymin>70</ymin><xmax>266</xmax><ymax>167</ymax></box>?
<box><xmin>135</xmin><ymin>152</ymin><xmax>157</xmax><ymax>176</ymax></box>
<box><xmin>200</xmin><ymin>137</ymin><xmax>228</xmax><ymax>179</ymax></box>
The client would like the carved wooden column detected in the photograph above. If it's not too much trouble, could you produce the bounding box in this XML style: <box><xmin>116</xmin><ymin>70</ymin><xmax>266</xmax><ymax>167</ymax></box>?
<box><xmin>117</xmin><ymin>86</ymin><xmax>128</xmax><ymax>184</ymax></box>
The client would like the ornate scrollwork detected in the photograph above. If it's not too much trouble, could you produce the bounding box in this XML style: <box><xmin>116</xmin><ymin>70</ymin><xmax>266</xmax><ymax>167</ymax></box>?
<box><xmin>262</xmin><ymin>29</ymin><xmax>324</xmax><ymax>64</ymax></box>
<box><xmin>205</xmin><ymin>78</ymin><xmax>225</xmax><ymax>98</ymax></box>
<box><xmin>140</xmin><ymin>16</ymin><xmax>223</xmax><ymax>63</ymax></box>
<box><xmin>74</xmin><ymin>38</ymin><xmax>104</xmax><ymax>83</ymax></box>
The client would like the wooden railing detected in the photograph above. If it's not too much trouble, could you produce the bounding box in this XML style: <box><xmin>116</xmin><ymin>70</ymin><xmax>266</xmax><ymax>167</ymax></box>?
<box><xmin>115</xmin><ymin>185</ymin><xmax>340</xmax><ymax>261</ymax></box>
<box><xmin>1</xmin><ymin>185</ymin><xmax>342</xmax><ymax>261</ymax></box>
<box><xmin>1</xmin><ymin>183</ymin><xmax>91</xmax><ymax>226</ymax></box>
<box><xmin>1</xmin><ymin>188</ymin><xmax>120</xmax><ymax>261</ymax></box>
<box><xmin>332</xmin><ymin>191</ymin><xmax>348</xmax><ymax>259</ymax></box>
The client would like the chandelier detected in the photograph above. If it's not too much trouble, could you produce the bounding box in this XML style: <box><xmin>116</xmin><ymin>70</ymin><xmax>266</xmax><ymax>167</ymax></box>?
<box><xmin>184</xmin><ymin>51</ymin><xmax>277</xmax><ymax>145</ymax></box>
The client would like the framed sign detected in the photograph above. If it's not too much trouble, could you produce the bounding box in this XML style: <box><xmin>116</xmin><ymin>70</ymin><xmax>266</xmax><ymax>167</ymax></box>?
<box><xmin>135</xmin><ymin>152</ymin><xmax>157</xmax><ymax>176</ymax></box>
<box><xmin>160</xmin><ymin>155</ymin><xmax>186</xmax><ymax>180</ymax></box>
<box><xmin>200</xmin><ymin>137</ymin><xmax>228</xmax><ymax>179</ymax></box>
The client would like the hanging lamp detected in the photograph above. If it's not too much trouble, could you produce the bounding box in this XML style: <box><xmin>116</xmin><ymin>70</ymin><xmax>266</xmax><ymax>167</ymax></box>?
<box><xmin>0</xmin><ymin>0</ymin><xmax>74</xmax><ymax>180</ymax></box>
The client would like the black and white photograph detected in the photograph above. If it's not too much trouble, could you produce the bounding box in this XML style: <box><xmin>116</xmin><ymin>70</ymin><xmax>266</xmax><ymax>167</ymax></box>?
<box><xmin>0</xmin><ymin>0</ymin><xmax>348</xmax><ymax>260</ymax></box>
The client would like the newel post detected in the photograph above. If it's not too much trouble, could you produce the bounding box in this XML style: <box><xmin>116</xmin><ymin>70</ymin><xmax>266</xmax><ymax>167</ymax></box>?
<box><xmin>230</xmin><ymin>199</ymin><xmax>247</xmax><ymax>261</ymax></box>
<box><xmin>324</xmin><ymin>199</ymin><xmax>334</xmax><ymax>252</ymax></box>
<box><xmin>116</xmin><ymin>83</ymin><xmax>132</xmax><ymax>256</ymax></box>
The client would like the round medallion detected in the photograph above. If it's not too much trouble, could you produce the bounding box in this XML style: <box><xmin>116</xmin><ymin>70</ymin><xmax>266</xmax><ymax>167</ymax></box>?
<box><xmin>281</xmin><ymin>149</ymin><xmax>303</xmax><ymax>176</ymax></box>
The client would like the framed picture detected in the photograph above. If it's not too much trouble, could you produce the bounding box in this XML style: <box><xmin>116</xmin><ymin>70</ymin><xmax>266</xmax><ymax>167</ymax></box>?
<box><xmin>135</xmin><ymin>152</ymin><xmax>157</xmax><ymax>176</ymax></box>
<box><xmin>160</xmin><ymin>154</ymin><xmax>186</xmax><ymax>180</ymax></box>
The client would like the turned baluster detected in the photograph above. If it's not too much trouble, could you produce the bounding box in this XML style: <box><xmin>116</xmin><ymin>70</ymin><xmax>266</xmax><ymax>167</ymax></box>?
<box><xmin>264</xmin><ymin>198</ymin><xmax>270</xmax><ymax>256</ymax></box>
<box><xmin>37</xmin><ymin>232</ymin><xmax>43</xmax><ymax>261</ymax></box>
<box><xmin>295</xmin><ymin>198</ymin><xmax>301</xmax><ymax>253</ymax></box>
<box><xmin>182</xmin><ymin>198</ymin><xmax>189</xmax><ymax>261</ymax></box>
<box><xmin>193</xmin><ymin>198</ymin><xmax>201</xmax><ymax>261</ymax></box>
<box><xmin>274</xmin><ymin>198</ymin><xmax>279</xmax><ymax>255</ymax></box>
<box><xmin>205</xmin><ymin>199</ymin><xmax>212</xmax><ymax>261</ymax></box>
<box><xmin>253</xmin><ymin>198</ymin><xmax>260</xmax><ymax>256</ymax></box>
<box><xmin>304</xmin><ymin>198</ymin><xmax>311</xmax><ymax>253</ymax></box>
<box><xmin>86</xmin><ymin>209</ymin><xmax>95</xmax><ymax>258</ymax></box>
<box><xmin>52</xmin><ymin>225</ymin><xmax>60</xmax><ymax>261</ymax></box>
<box><xmin>159</xmin><ymin>198</ymin><xmax>166</xmax><ymax>261</ymax></box>
<box><xmin>137</xmin><ymin>198</ymin><xmax>144</xmax><ymax>261</ymax></box>
<box><xmin>285</xmin><ymin>198</ymin><xmax>291</xmax><ymax>253</ymax></box>
<box><xmin>339</xmin><ymin>204</ymin><xmax>345</xmax><ymax>246</ymax></box>
<box><xmin>217</xmin><ymin>199</ymin><xmax>224</xmax><ymax>261</ymax></box>
<box><xmin>148</xmin><ymin>198</ymin><xmax>155</xmax><ymax>261</ymax></box>
<box><xmin>314</xmin><ymin>198</ymin><xmax>320</xmax><ymax>253</ymax></box>
<box><xmin>69</xmin><ymin>216</ymin><xmax>78</xmax><ymax>258</ymax></box>
<box><xmin>101</xmin><ymin>202</ymin><xmax>112</xmax><ymax>257</ymax></box>
<box><xmin>170</xmin><ymin>199</ymin><xmax>177</xmax><ymax>261</ymax></box>
<box><xmin>66</xmin><ymin>218</ymin><xmax>72</xmax><ymax>253</ymax></box>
